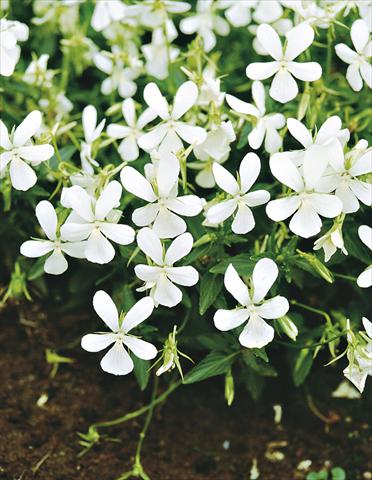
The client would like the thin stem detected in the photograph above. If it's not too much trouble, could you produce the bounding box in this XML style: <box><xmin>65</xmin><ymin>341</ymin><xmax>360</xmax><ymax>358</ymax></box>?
<box><xmin>333</xmin><ymin>272</ymin><xmax>357</xmax><ymax>282</ymax></box>
<box><xmin>92</xmin><ymin>380</ymin><xmax>181</xmax><ymax>430</ymax></box>
<box><xmin>326</xmin><ymin>27</ymin><xmax>333</xmax><ymax>77</ymax></box>
<box><xmin>291</xmin><ymin>300</ymin><xmax>333</xmax><ymax>328</ymax></box>
<box><xmin>276</xmin><ymin>331</ymin><xmax>346</xmax><ymax>350</ymax></box>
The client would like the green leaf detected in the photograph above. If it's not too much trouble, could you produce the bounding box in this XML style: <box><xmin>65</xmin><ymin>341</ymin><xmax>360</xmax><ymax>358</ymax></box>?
<box><xmin>331</xmin><ymin>467</ymin><xmax>346</xmax><ymax>480</ymax></box>
<box><xmin>306</xmin><ymin>474</ymin><xmax>320</xmax><ymax>480</ymax></box>
<box><xmin>242</xmin><ymin>351</ymin><xmax>277</xmax><ymax>377</ymax></box>
<box><xmin>132</xmin><ymin>356</ymin><xmax>150</xmax><ymax>391</ymax></box>
<box><xmin>210</xmin><ymin>254</ymin><xmax>255</xmax><ymax>275</ymax></box>
<box><xmin>292</xmin><ymin>348</ymin><xmax>313</xmax><ymax>386</ymax></box>
<box><xmin>199</xmin><ymin>272</ymin><xmax>223</xmax><ymax>315</ymax></box>
<box><xmin>196</xmin><ymin>333</ymin><xmax>229</xmax><ymax>350</ymax></box>
<box><xmin>27</xmin><ymin>257</ymin><xmax>46</xmax><ymax>281</ymax></box>
<box><xmin>242</xmin><ymin>367</ymin><xmax>265</xmax><ymax>401</ymax></box>
<box><xmin>183</xmin><ymin>351</ymin><xmax>235</xmax><ymax>384</ymax></box>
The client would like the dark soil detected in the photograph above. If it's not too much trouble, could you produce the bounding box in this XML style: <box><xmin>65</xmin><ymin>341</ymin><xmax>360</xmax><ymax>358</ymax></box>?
<box><xmin>0</xmin><ymin>304</ymin><xmax>371</xmax><ymax>480</ymax></box>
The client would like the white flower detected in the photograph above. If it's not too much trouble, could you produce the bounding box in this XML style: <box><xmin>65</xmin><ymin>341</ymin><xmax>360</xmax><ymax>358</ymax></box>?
<box><xmin>313</xmin><ymin>220</ymin><xmax>348</xmax><ymax>262</ymax></box>
<box><xmin>219</xmin><ymin>0</ymin><xmax>257</xmax><ymax>28</ymax></box>
<box><xmin>23</xmin><ymin>54</ymin><xmax>54</xmax><ymax>87</ymax></box>
<box><xmin>283</xmin><ymin>115</ymin><xmax>350</xmax><ymax>167</ymax></box>
<box><xmin>207</xmin><ymin>153</ymin><xmax>270</xmax><ymax>234</ymax></box>
<box><xmin>357</xmin><ymin>225</ymin><xmax>372</xmax><ymax>288</ymax></box>
<box><xmin>138</xmin><ymin>0</ymin><xmax>191</xmax><ymax>28</ymax></box>
<box><xmin>20</xmin><ymin>201</ymin><xmax>86</xmax><ymax>275</ymax></box>
<box><xmin>107</xmin><ymin>98</ymin><xmax>157</xmax><ymax>161</ymax></box>
<box><xmin>93</xmin><ymin>47</ymin><xmax>140</xmax><ymax>98</ymax></box>
<box><xmin>214</xmin><ymin>260</ymin><xmax>289</xmax><ymax>348</ymax></box>
<box><xmin>332</xmin><ymin>380</ymin><xmax>361</xmax><ymax>399</ymax></box>
<box><xmin>135</xmin><ymin>228</ymin><xmax>199</xmax><ymax>308</ymax></box>
<box><xmin>80</xmin><ymin>105</ymin><xmax>106</xmax><ymax>173</ymax></box>
<box><xmin>190</xmin><ymin>121</ymin><xmax>236</xmax><ymax>188</ymax></box>
<box><xmin>343</xmin><ymin>317</ymin><xmax>372</xmax><ymax>392</ymax></box>
<box><xmin>91</xmin><ymin>0</ymin><xmax>127</xmax><ymax>32</ymax></box>
<box><xmin>0</xmin><ymin>18</ymin><xmax>29</xmax><ymax>76</ymax></box>
<box><xmin>196</xmin><ymin>65</ymin><xmax>225</xmax><ymax>107</ymax></box>
<box><xmin>138</xmin><ymin>81</ymin><xmax>207</xmax><ymax>154</ymax></box>
<box><xmin>226</xmin><ymin>80</ymin><xmax>285</xmax><ymax>153</ymax></box>
<box><xmin>81</xmin><ymin>291</ymin><xmax>157</xmax><ymax>376</ymax></box>
<box><xmin>179</xmin><ymin>0</ymin><xmax>230</xmax><ymax>53</ymax></box>
<box><xmin>0</xmin><ymin>110</ymin><xmax>54</xmax><ymax>191</ymax></box>
<box><xmin>324</xmin><ymin>139</ymin><xmax>372</xmax><ymax>214</ymax></box>
<box><xmin>60</xmin><ymin>181</ymin><xmax>135</xmax><ymax>264</ymax></box>
<box><xmin>266</xmin><ymin>147</ymin><xmax>343</xmax><ymax>238</ymax></box>
<box><xmin>252</xmin><ymin>0</ymin><xmax>284</xmax><ymax>24</ymax></box>
<box><xmin>282</xmin><ymin>0</ymin><xmax>341</xmax><ymax>29</ymax></box>
<box><xmin>335</xmin><ymin>19</ymin><xmax>372</xmax><ymax>92</ymax></box>
<box><xmin>142</xmin><ymin>28</ymin><xmax>179</xmax><ymax>80</ymax></box>
<box><xmin>121</xmin><ymin>153</ymin><xmax>203</xmax><ymax>238</ymax></box>
<box><xmin>246</xmin><ymin>23</ymin><xmax>322</xmax><ymax>103</ymax></box>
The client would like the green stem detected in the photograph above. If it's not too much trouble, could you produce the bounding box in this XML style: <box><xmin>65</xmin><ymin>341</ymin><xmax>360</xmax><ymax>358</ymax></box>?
<box><xmin>277</xmin><ymin>331</ymin><xmax>346</xmax><ymax>350</ymax></box>
<box><xmin>326</xmin><ymin>27</ymin><xmax>333</xmax><ymax>77</ymax></box>
<box><xmin>333</xmin><ymin>272</ymin><xmax>357</xmax><ymax>282</ymax></box>
<box><xmin>92</xmin><ymin>380</ymin><xmax>181</xmax><ymax>430</ymax></box>
<box><xmin>291</xmin><ymin>300</ymin><xmax>333</xmax><ymax>328</ymax></box>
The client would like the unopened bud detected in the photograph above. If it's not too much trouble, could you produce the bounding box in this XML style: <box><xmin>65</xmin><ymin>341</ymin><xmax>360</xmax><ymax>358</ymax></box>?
<box><xmin>278</xmin><ymin>316</ymin><xmax>298</xmax><ymax>341</ymax></box>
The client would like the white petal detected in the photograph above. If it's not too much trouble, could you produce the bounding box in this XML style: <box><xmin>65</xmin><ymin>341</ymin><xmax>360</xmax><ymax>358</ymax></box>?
<box><xmin>60</xmin><ymin>222</ymin><xmax>94</xmax><ymax>241</ymax></box>
<box><xmin>286</xmin><ymin>62</ymin><xmax>322</xmax><ymax>81</ymax></box>
<box><xmin>65</xmin><ymin>185</ymin><xmax>95</xmax><ymax>222</ymax></box>
<box><xmin>308</xmin><ymin>193</ymin><xmax>343</xmax><ymax>218</ymax></box>
<box><xmin>166</xmin><ymin>195</ymin><xmax>203</xmax><ymax>216</ymax></box>
<box><xmin>17</xmin><ymin>144</ymin><xmax>54</xmax><ymax>163</ymax></box>
<box><xmin>93</xmin><ymin>290</ymin><xmax>119</xmax><ymax>332</ymax></box>
<box><xmin>358</xmin><ymin>225</ymin><xmax>372</xmax><ymax>250</ymax></box>
<box><xmin>285</xmin><ymin>23</ymin><xmax>314</xmax><ymax>61</ymax></box>
<box><xmin>44</xmin><ymin>250</ymin><xmax>68</xmax><ymax>275</ymax></box>
<box><xmin>232</xmin><ymin>204</ymin><xmax>255</xmax><ymax>234</ymax></box>
<box><xmin>266</xmin><ymin>196</ymin><xmax>300</xmax><ymax>221</ymax></box>
<box><xmin>269</xmin><ymin>154</ymin><xmax>304</xmax><ymax>192</ymax></box>
<box><xmin>255</xmin><ymin>296</ymin><xmax>289</xmax><ymax>319</ymax></box>
<box><xmin>9</xmin><ymin>158</ymin><xmax>37</xmax><ymax>191</ymax></box>
<box><xmin>287</xmin><ymin>118</ymin><xmax>312</xmax><ymax>148</ymax></box>
<box><xmin>135</xmin><ymin>265</ymin><xmax>162</xmax><ymax>282</ymax></box>
<box><xmin>132</xmin><ymin>204</ymin><xmax>160</xmax><ymax>227</ymax></box>
<box><xmin>316</xmin><ymin>116</ymin><xmax>342</xmax><ymax>145</ymax></box>
<box><xmin>35</xmin><ymin>200</ymin><xmax>57</xmax><ymax>240</ymax></box>
<box><xmin>252</xmin><ymin>258</ymin><xmax>278</xmax><ymax>303</ymax></box>
<box><xmin>346</xmin><ymin>64</ymin><xmax>363</xmax><ymax>92</ymax></box>
<box><xmin>335</xmin><ymin>43</ymin><xmax>359</xmax><ymax>64</ymax></box>
<box><xmin>157</xmin><ymin>152</ymin><xmax>180</xmax><ymax>197</ymax></box>
<box><xmin>270</xmin><ymin>70</ymin><xmax>298</xmax><ymax>104</ymax></box>
<box><xmin>152</xmin><ymin>208</ymin><xmax>186</xmax><ymax>239</ymax></box>
<box><xmin>82</xmin><ymin>105</ymin><xmax>97</xmax><ymax>142</ymax></box>
<box><xmin>100</xmin><ymin>223</ymin><xmax>135</xmax><ymax>245</ymax></box>
<box><xmin>289</xmin><ymin>202</ymin><xmax>322</xmax><ymax>238</ymax></box>
<box><xmin>349</xmin><ymin>151</ymin><xmax>372</xmax><ymax>177</ymax></box>
<box><xmin>256</xmin><ymin>24</ymin><xmax>283</xmax><ymax>61</ymax></box>
<box><xmin>349</xmin><ymin>180</ymin><xmax>372</xmax><ymax>206</ymax></box>
<box><xmin>60</xmin><ymin>241</ymin><xmax>87</xmax><ymax>259</ymax></box>
<box><xmin>351</xmin><ymin>19</ymin><xmax>369</xmax><ymax>54</ymax></box>
<box><xmin>214</xmin><ymin>308</ymin><xmax>249</xmax><ymax>331</ymax></box>
<box><xmin>224</xmin><ymin>264</ymin><xmax>250</xmax><ymax>306</ymax></box>
<box><xmin>13</xmin><ymin>110</ymin><xmax>42</xmax><ymax>147</ymax></box>
<box><xmin>119</xmin><ymin>135</ymin><xmax>139</xmax><ymax>161</ymax></box>
<box><xmin>246</xmin><ymin>61</ymin><xmax>279</xmax><ymax>80</ymax></box>
<box><xmin>335</xmin><ymin>184</ymin><xmax>359</xmax><ymax>213</ymax></box>
<box><xmin>107</xmin><ymin>124</ymin><xmax>131</xmax><ymax>139</ymax></box>
<box><xmin>248</xmin><ymin>123</ymin><xmax>265</xmax><ymax>150</ymax></box>
<box><xmin>95</xmin><ymin>180</ymin><xmax>122</xmax><ymax>221</ymax></box>
<box><xmin>173</xmin><ymin>123</ymin><xmax>207</xmax><ymax>146</ymax></box>
<box><xmin>100</xmin><ymin>343</ymin><xmax>134</xmax><ymax>375</ymax></box>
<box><xmin>20</xmin><ymin>240</ymin><xmax>54</xmax><ymax>258</ymax></box>
<box><xmin>242</xmin><ymin>190</ymin><xmax>270</xmax><ymax>207</ymax></box>
<box><xmin>136</xmin><ymin>227</ymin><xmax>163</xmax><ymax>264</ymax></box>
<box><xmin>172</xmin><ymin>81</ymin><xmax>198</xmax><ymax>119</ymax></box>
<box><xmin>357</xmin><ymin>267</ymin><xmax>372</xmax><ymax>288</ymax></box>
<box><xmin>213</xmin><ymin>162</ymin><xmax>239</xmax><ymax>195</ymax></box>
<box><xmin>360</xmin><ymin>62</ymin><xmax>372</xmax><ymax>88</ymax></box>
<box><xmin>121</xmin><ymin>98</ymin><xmax>136</xmax><ymax>126</ymax></box>
<box><xmin>0</xmin><ymin>120</ymin><xmax>12</xmax><ymax>149</ymax></box>
<box><xmin>225</xmin><ymin>94</ymin><xmax>259</xmax><ymax>116</ymax></box>
<box><xmin>86</xmin><ymin>230</ymin><xmax>115</xmax><ymax>264</ymax></box>
<box><xmin>166</xmin><ymin>266</ymin><xmax>199</xmax><ymax>286</ymax></box>
<box><xmin>120</xmin><ymin>166</ymin><xmax>157</xmax><ymax>202</ymax></box>
<box><xmin>165</xmin><ymin>232</ymin><xmax>193</xmax><ymax>265</ymax></box>
<box><xmin>252</xmin><ymin>80</ymin><xmax>266</xmax><ymax>114</ymax></box>
<box><xmin>138</xmin><ymin>124</ymin><xmax>168</xmax><ymax>151</ymax></box>
<box><xmin>154</xmin><ymin>274</ymin><xmax>182</xmax><ymax>307</ymax></box>
<box><xmin>123</xmin><ymin>336</ymin><xmax>157</xmax><ymax>360</ymax></box>
<box><xmin>362</xmin><ymin>317</ymin><xmax>372</xmax><ymax>338</ymax></box>
<box><xmin>123</xmin><ymin>296</ymin><xmax>155</xmax><ymax>333</ymax></box>
<box><xmin>239</xmin><ymin>314</ymin><xmax>275</xmax><ymax>348</ymax></box>
<box><xmin>81</xmin><ymin>333</ymin><xmax>116</xmax><ymax>352</ymax></box>
<box><xmin>239</xmin><ymin>152</ymin><xmax>261</xmax><ymax>193</ymax></box>
<box><xmin>143</xmin><ymin>82</ymin><xmax>170</xmax><ymax>120</ymax></box>
<box><xmin>303</xmin><ymin>145</ymin><xmax>329</xmax><ymax>190</ymax></box>
<box><xmin>264</xmin><ymin>125</ymin><xmax>283</xmax><ymax>153</ymax></box>
<box><xmin>206</xmin><ymin>199</ymin><xmax>237</xmax><ymax>224</ymax></box>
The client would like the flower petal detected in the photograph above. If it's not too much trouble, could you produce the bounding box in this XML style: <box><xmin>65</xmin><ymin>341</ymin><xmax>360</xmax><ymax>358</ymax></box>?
<box><xmin>166</xmin><ymin>266</ymin><xmax>199</xmax><ymax>286</ymax></box>
<box><xmin>95</xmin><ymin>180</ymin><xmax>122</xmax><ymax>221</ymax></box>
<box><xmin>206</xmin><ymin>198</ymin><xmax>237</xmax><ymax>224</ymax></box>
<box><xmin>239</xmin><ymin>314</ymin><xmax>275</xmax><ymax>348</ymax></box>
<box><xmin>166</xmin><ymin>195</ymin><xmax>203</xmax><ymax>216</ymax></box>
<box><xmin>172</xmin><ymin>81</ymin><xmax>198</xmax><ymax>119</ymax></box>
<box><xmin>120</xmin><ymin>166</ymin><xmax>157</xmax><ymax>202</ymax></box>
<box><xmin>153</xmin><ymin>208</ymin><xmax>186</xmax><ymax>239</ymax></box>
<box><xmin>123</xmin><ymin>296</ymin><xmax>155</xmax><ymax>333</ymax></box>
<box><xmin>357</xmin><ymin>267</ymin><xmax>372</xmax><ymax>288</ymax></box>
<box><xmin>351</xmin><ymin>19</ymin><xmax>369</xmax><ymax>54</ymax></box>
<box><xmin>60</xmin><ymin>241</ymin><xmax>87</xmax><ymax>259</ymax></box>
<box><xmin>17</xmin><ymin>144</ymin><xmax>54</xmax><ymax>163</ymax></box>
<box><xmin>13</xmin><ymin>110</ymin><xmax>42</xmax><ymax>147</ymax></box>
<box><xmin>35</xmin><ymin>200</ymin><xmax>57</xmax><ymax>240</ymax></box>
<box><xmin>136</xmin><ymin>227</ymin><xmax>163</xmax><ymax>264</ymax></box>
<box><xmin>132</xmin><ymin>204</ymin><xmax>160</xmax><ymax>227</ymax></box>
<box><xmin>60</xmin><ymin>222</ymin><xmax>94</xmax><ymax>242</ymax></box>
<box><xmin>246</xmin><ymin>61</ymin><xmax>279</xmax><ymax>80</ymax></box>
<box><xmin>93</xmin><ymin>290</ymin><xmax>119</xmax><ymax>332</ymax></box>
<box><xmin>287</xmin><ymin>118</ymin><xmax>312</xmax><ymax>148</ymax></box>
<box><xmin>308</xmin><ymin>193</ymin><xmax>343</xmax><ymax>218</ymax></box>
<box><xmin>256</xmin><ymin>24</ymin><xmax>283</xmax><ymax>61</ymax></box>
<box><xmin>255</xmin><ymin>296</ymin><xmax>289</xmax><ymax>319</ymax></box>
<box><xmin>269</xmin><ymin>154</ymin><xmax>304</xmax><ymax>192</ymax></box>
<box><xmin>81</xmin><ymin>333</ymin><xmax>116</xmax><ymax>352</ymax></box>
<box><xmin>123</xmin><ymin>336</ymin><xmax>157</xmax><ymax>360</ymax></box>
<box><xmin>289</xmin><ymin>202</ymin><xmax>322</xmax><ymax>238</ymax></box>
<box><xmin>138</xmin><ymin>124</ymin><xmax>168</xmax><ymax>151</ymax></box>
<box><xmin>173</xmin><ymin>122</ymin><xmax>207</xmax><ymax>146</ymax></box>
<box><xmin>346</xmin><ymin>63</ymin><xmax>363</xmax><ymax>91</ymax></box>
<box><xmin>0</xmin><ymin>120</ymin><xmax>12</xmax><ymax>149</ymax></box>
<box><xmin>100</xmin><ymin>343</ymin><xmax>134</xmax><ymax>375</ymax></box>
<box><xmin>65</xmin><ymin>185</ymin><xmax>95</xmax><ymax>222</ymax></box>
<box><xmin>316</xmin><ymin>116</ymin><xmax>342</xmax><ymax>145</ymax></box>
<box><xmin>252</xmin><ymin>258</ymin><xmax>278</xmax><ymax>303</ymax></box>
<box><xmin>20</xmin><ymin>240</ymin><xmax>54</xmax><ymax>258</ymax></box>
<box><xmin>225</xmin><ymin>94</ymin><xmax>259</xmax><ymax>116</ymax></box>
<box><xmin>213</xmin><ymin>162</ymin><xmax>239</xmax><ymax>195</ymax></box>
<box><xmin>157</xmin><ymin>152</ymin><xmax>180</xmax><ymax>197</ymax></box>
<box><xmin>358</xmin><ymin>225</ymin><xmax>372</xmax><ymax>250</ymax></box>
<box><xmin>9</xmin><ymin>158</ymin><xmax>37</xmax><ymax>191</ymax></box>
<box><xmin>154</xmin><ymin>274</ymin><xmax>182</xmax><ymax>307</ymax></box>
<box><xmin>224</xmin><ymin>264</ymin><xmax>250</xmax><ymax>306</ymax></box>
<box><xmin>165</xmin><ymin>232</ymin><xmax>194</xmax><ymax>265</ymax></box>
<box><xmin>269</xmin><ymin>69</ymin><xmax>298</xmax><ymax>104</ymax></box>
<box><xmin>286</xmin><ymin>61</ymin><xmax>322</xmax><ymax>81</ymax></box>
<box><xmin>285</xmin><ymin>23</ymin><xmax>314</xmax><ymax>60</ymax></box>
<box><xmin>239</xmin><ymin>152</ymin><xmax>261</xmax><ymax>193</ymax></box>
<box><xmin>266</xmin><ymin>196</ymin><xmax>300</xmax><ymax>221</ymax></box>
<box><xmin>242</xmin><ymin>190</ymin><xmax>270</xmax><ymax>207</ymax></box>
<box><xmin>335</xmin><ymin>43</ymin><xmax>359</xmax><ymax>64</ymax></box>
<box><xmin>143</xmin><ymin>82</ymin><xmax>170</xmax><ymax>120</ymax></box>
<box><xmin>214</xmin><ymin>308</ymin><xmax>249</xmax><ymax>331</ymax></box>
<box><xmin>85</xmin><ymin>229</ymin><xmax>115</xmax><ymax>264</ymax></box>
<box><xmin>44</xmin><ymin>250</ymin><xmax>68</xmax><ymax>275</ymax></box>
<box><xmin>100</xmin><ymin>223</ymin><xmax>135</xmax><ymax>245</ymax></box>
<box><xmin>232</xmin><ymin>204</ymin><xmax>255</xmax><ymax>234</ymax></box>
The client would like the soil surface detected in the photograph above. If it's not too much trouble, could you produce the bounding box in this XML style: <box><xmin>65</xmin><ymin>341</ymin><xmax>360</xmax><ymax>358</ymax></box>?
<box><xmin>0</xmin><ymin>304</ymin><xmax>371</xmax><ymax>480</ymax></box>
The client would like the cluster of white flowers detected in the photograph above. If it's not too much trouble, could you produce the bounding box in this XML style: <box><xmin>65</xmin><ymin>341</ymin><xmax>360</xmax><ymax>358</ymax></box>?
<box><xmin>1</xmin><ymin>0</ymin><xmax>371</xmax><ymax>393</ymax></box>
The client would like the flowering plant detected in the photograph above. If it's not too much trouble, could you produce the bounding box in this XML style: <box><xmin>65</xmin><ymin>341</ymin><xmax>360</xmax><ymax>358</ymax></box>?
<box><xmin>1</xmin><ymin>0</ymin><xmax>371</xmax><ymax>476</ymax></box>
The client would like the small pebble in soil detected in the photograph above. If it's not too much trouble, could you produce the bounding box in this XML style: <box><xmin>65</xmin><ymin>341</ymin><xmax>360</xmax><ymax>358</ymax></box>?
<box><xmin>222</xmin><ymin>440</ymin><xmax>230</xmax><ymax>450</ymax></box>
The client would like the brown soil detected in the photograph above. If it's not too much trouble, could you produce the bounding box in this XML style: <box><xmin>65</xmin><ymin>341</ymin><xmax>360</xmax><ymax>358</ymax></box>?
<box><xmin>0</xmin><ymin>304</ymin><xmax>371</xmax><ymax>480</ymax></box>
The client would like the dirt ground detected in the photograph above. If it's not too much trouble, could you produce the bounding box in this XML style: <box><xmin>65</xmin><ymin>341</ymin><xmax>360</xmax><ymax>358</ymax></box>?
<box><xmin>0</xmin><ymin>303</ymin><xmax>371</xmax><ymax>480</ymax></box>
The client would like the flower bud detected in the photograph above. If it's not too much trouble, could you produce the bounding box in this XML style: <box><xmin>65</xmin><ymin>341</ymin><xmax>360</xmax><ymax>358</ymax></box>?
<box><xmin>278</xmin><ymin>316</ymin><xmax>298</xmax><ymax>341</ymax></box>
